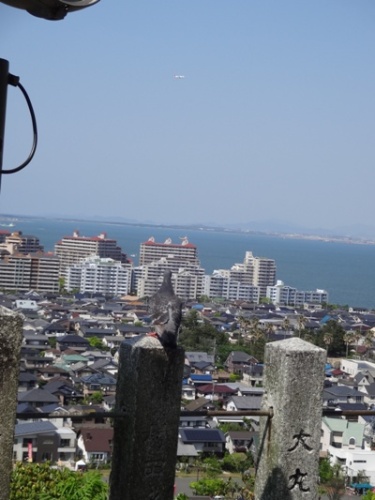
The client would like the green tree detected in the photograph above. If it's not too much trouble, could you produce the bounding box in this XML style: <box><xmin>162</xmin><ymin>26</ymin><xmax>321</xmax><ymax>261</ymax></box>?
<box><xmin>229</xmin><ymin>373</ymin><xmax>241</xmax><ymax>382</ymax></box>
<box><xmin>319</xmin><ymin>459</ymin><xmax>345</xmax><ymax>500</ymax></box>
<box><xmin>297</xmin><ymin>315</ymin><xmax>307</xmax><ymax>338</ymax></box>
<box><xmin>343</xmin><ymin>330</ymin><xmax>356</xmax><ymax>358</ymax></box>
<box><xmin>363</xmin><ymin>492</ymin><xmax>375</xmax><ymax>500</ymax></box>
<box><xmin>222</xmin><ymin>452</ymin><xmax>249</xmax><ymax>473</ymax></box>
<box><xmin>87</xmin><ymin>391</ymin><xmax>103</xmax><ymax>404</ymax></box>
<box><xmin>179</xmin><ymin>309</ymin><xmax>229</xmax><ymax>354</ymax></box>
<box><xmin>316</xmin><ymin>321</ymin><xmax>346</xmax><ymax>357</ymax></box>
<box><xmin>10</xmin><ymin>462</ymin><xmax>108</xmax><ymax>500</ymax></box>
<box><xmin>48</xmin><ymin>337</ymin><xmax>57</xmax><ymax>349</ymax></box>
<box><xmin>319</xmin><ymin>457</ymin><xmax>334</xmax><ymax>483</ymax></box>
<box><xmin>190</xmin><ymin>478</ymin><xmax>226</xmax><ymax>496</ymax></box>
<box><xmin>58</xmin><ymin>277</ymin><xmax>66</xmax><ymax>294</ymax></box>
<box><xmin>202</xmin><ymin>456</ymin><xmax>221</xmax><ymax>477</ymax></box>
<box><xmin>88</xmin><ymin>337</ymin><xmax>105</xmax><ymax>350</ymax></box>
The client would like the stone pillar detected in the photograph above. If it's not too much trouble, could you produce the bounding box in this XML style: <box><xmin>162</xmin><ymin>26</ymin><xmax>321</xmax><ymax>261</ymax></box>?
<box><xmin>109</xmin><ymin>335</ymin><xmax>185</xmax><ymax>500</ymax></box>
<box><xmin>254</xmin><ymin>338</ymin><xmax>326</xmax><ymax>500</ymax></box>
<box><xmin>0</xmin><ymin>307</ymin><xmax>23</xmax><ymax>500</ymax></box>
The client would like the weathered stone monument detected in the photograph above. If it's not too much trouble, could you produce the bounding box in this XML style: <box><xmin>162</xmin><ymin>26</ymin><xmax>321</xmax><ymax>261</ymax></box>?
<box><xmin>254</xmin><ymin>337</ymin><xmax>326</xmax><ymax>500</ymax></box>
<box><xmin>109</xmin><ymin>272</ymin><xmax>184</xmax><ymax>500</ymax></box>
<box><xmin>0</xmin><ymin>307</ymin><xmax>23</xmax><ymax>500</ymax></box>
<box><xmin>109</xmin><ymin>336</ymin><xmax>184</xmax><ymax>500</ymax></box>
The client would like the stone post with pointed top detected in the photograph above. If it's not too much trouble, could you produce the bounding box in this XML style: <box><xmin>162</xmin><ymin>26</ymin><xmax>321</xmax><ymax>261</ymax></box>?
<box><xmin>109</xmin><ymin>335</ymin><xmax>184</xmax><ymax>500</ymax></box>
<box><xmin>254</xmin><ymin>337</ymin><xmax>326</xmax><ymax>500</ymax></box>
<box><xmin>0</xmin><ymin>307</ymin><xmax>23</xmax><ymax>500</ymax></box>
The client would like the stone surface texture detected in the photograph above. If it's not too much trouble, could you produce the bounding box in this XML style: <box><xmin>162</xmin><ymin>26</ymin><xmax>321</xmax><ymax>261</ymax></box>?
<box><xmin>254</xmin><ymin>337</ymin><xmax>326</xmax><ymax>500</ymax></box>
<box><xmin>0</xmin><ymin>307</ymin><xmax>23</xmax><ymax>500</ymax></box>
<box><xmin>109</xmin><ymin>335</ymin><xmax>185</xmax><ymax>500</ymax></box>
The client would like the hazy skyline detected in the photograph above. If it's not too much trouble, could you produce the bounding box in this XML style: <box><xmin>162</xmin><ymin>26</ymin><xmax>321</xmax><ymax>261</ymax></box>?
<box><xmin>1</xmin><ymin>1</ymin><xmax>374</xmax><ymax>233</ymax></box>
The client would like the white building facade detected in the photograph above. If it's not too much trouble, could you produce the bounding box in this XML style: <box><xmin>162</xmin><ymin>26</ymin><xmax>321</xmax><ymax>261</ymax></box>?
<box><xmin>266</xmin><ymin>280</ymin><xmax>328</xmax><ymax>306</ymax></box>
<box><xmin>65</xmin><ymin>256</ymin><xmax>132</xmax><ymax>295</ymax></box>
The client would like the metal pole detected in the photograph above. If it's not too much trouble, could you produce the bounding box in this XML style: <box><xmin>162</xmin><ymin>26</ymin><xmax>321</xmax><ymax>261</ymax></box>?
<box><xmin>0</xmin><ymin>58</ymin><xmax>9</xmax><ymax>172</ymax></box>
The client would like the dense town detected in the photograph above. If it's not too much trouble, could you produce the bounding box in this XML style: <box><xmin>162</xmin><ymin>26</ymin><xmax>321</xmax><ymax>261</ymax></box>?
<box><xmin>3</xmin><ymin>228</ymin><xmax>375</xmax><ymax>498</ymax></box>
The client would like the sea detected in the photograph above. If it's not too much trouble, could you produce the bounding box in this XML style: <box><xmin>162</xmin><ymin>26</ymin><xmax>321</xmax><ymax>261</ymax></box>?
<box><xmin>3</xmin><ymin>217</ymin><xmax>375</xmax><ymax>310</ymax></box>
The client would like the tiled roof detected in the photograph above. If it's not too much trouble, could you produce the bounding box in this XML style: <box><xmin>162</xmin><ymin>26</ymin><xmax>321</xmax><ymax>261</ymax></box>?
<box><xmin>80</xmin><ymin>427</ymin><xmax>113</xmax><ymax>452</ymax></box>
<box><xmin>15</xmin><ymin>421</ymin><xmax>57</xmax><ymax>437</ymax></box>
<box><xmin>18</xmin><ymin>388</ymin><xmax>59</xmax><ymax>403</ymax></box>
<box><xmin>180</xmin><ymin>428</ymin><xmax>225</xmax><ymax>443</ymax></box>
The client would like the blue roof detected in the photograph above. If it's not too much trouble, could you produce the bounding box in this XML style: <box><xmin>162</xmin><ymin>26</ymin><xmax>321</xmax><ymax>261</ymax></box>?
<box><xmin>320</xmin><ymin>315</ymin><xmax>332</xmax><ymax>324</ymax></box>
<box><xmin>190</xmin><ymin>374</ymin><xmax>212</xmax><ymax>382</ymax></box>
<box><xmin>15</xmin><ymin>421</ymin><xmax>56</xmax><ymax>436</ymax></box>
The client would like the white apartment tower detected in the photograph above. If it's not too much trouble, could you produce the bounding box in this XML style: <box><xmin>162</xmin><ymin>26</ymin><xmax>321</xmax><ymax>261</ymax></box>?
<box><xmin>266</xmin><ymin>280</ymin><xmax>328</xmax><ymax>306</ymax></box>
<box><xmin>66</xmin><ymin>256</ymin><xmax>132</xmax><ymax>295</ymax></box>
<box><xmin>139</xmin><ymin>237</ymin><xmax>198</xmax><ymax>265</ymax></box>
<box><xmin>213</xmin><ymin>251</ymin><xmax>276</xmax><ymax>298</ymax></box>
<box><xmin>135</xmin><ymin>257</ymin><xmax>205</xmax><ymax>300</ymax></box>
<box><xmin>55</xmin><ymin>231</ymin><xmax>129</xmax><ymax>277</ymax></box>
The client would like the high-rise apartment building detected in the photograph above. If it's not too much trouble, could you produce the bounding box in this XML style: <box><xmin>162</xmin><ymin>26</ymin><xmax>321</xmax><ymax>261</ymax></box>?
<box><xmin>0</xmin><ymin>252</ymin><xmax>59</xmax><ymax>292</ymax></box>
<box><xmin>65</xmin><ymin>256</ymin><xmax>132</xmax><ymax>296</ymax></box>
<box><xmin>213</xmin><ymin>251</ymin><xmax>276</xmax><ymax>298</ymax></box>
<box><xmin>139</xmin><ymin>237</ymin><xmax>198</xmax><ymax>266</ymax></box>
<box><xmin>55</xmin><ymin>231</ymin><xmax>129</xmax><ymax>276</ymax></box>
<box><xmin>135</xmin><ymin>256</ymin><xmax>205</xmax><ymax>300</ymax></box>
<box><xmin>266</xmin><ymin>280</ymin><xmax>328</xmax><ymax>306</ymax></box>
<box><xmin>30</xmin><ymin>253</ymin><xmax>60</xmax><ymax>293</ymax></box>
<box><xmin>0</xmin><ymin>231</ymin><xmax>44</xmax><ymax>254</ymax></box>
<box><xmin>203</xmin><ymin>272</ymin><xmax>260</xmax><ymax>302</ymax></box>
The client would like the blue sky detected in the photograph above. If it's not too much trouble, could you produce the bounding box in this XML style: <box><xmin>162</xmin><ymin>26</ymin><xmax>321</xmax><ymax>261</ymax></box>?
<box><xmin>1</xmin><ymin>1</ymin><xmax>375</xmax><ymax>233</ymax></box>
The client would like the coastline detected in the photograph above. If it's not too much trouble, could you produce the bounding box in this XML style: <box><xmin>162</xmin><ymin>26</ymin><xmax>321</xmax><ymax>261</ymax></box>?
<box><xmin>1</xmin><ymin>213</ymin><xmax>374</xmax><ymax>247</ymax></box>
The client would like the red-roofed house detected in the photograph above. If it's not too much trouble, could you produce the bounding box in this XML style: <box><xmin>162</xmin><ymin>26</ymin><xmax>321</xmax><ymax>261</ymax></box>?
<box><xmin>196</xmin><ymin>384</ymin><xmax>238</xmax><ymax>402</ymax></box>
<box><xmin>77</xmin><ymin>427</ymin><xmax>113</xmax><ymax>465</ymax></box>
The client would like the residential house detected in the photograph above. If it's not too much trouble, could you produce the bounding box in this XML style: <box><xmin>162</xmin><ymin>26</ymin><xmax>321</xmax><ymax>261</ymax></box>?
<box><xmin>18</xmin><ymin>372</ymin><xmax>38</xmax><ymax>392</ymax></box>
<box><xmin>321</xmin><ymin>417</ymin><xmax>375</xmax><ymax>483</ymax></box>
<box><xmin>178</xmin><ymin>428</ymin><xmax>225</xmax><ymax>457</ymax></box>
<box><xmin>57</xmin><ymin>334</ymin><xmax>90</xmax><ymax>352</ymax></box>
<box><xmin>80</xmin><ymin>373</ymin><xmax>117</xmax><ymax>398</ymax></box>
<box><xmin>359</xmin><ymin>383</ymin><xmax>375</xmax><ymax>408</ymax></box>
<box><xmin>226</xmin><ymin>395</ymin><xmax>262</xmax><ymax>412</ymax></box>
<box><xmin>23</xmin><ymin>332</ymin><xmax>50</xmax><ymax>351</ymax></box>
<box><xmin>196</xmin><ymin>384</ymin><xmax>237</xmax><ymax>403</ymax></box>
<box><xmin>242</xmin><ymin>364</ymin><xmax>264</xmax><ymax>387</ymax></box>
<box><xmin>43</xmin><ymin>379</ymin><xmax>83</xmax><ymax>406</ymax></box>
<box><xmin>13</xmin><ymin>421</ymin><xmax>76</xmax><ymax>468</ymax></box>
<box><xmin>88</xmin><ymin>358</ymin><xmax>118</xmax><ymax>377</ymax></box>
<box><xmin>181</xmin><ymin>384</ymin><xmax>196</xmax><ymax>401</ymax></box>
<box><xmin>225</xmin><ymin>431</ymin><xmax>255</xmax><ymax>454</ymax></box>
<box><xmin>185</xmin><ymin>352</ymin><xmax>215</xmax><ymax>366</ymax></box>
<box><xmin>179</xmin><ymin>414</ymin><xmax>209</xmax><ymax>429</ymax></box>
<box><xmin>18</xmin><ymin>388</ymin><xmax>59</xmax><ymax>409</ymax></box>
<box><xmin>184</xmin><ymin>397</ymin><xmax>216</xmax><ymax>413</ymax></box>
<box><xmin>323</xmin><ymin>386</ymin><xmax>365</xmax><ymax>408</ymax></box>
<box><xmin>224</xmin><ymin>351</ymin><xmax>258</xmax><ymax>376</ymax></box>
<box><xmin>341</xmin><ymin>360</ymin><xmax>375</xmax><ymax>378</ymax></box>
<box><xmin>189</xmin><ymin>374</ymin><xmax>213</xmax><ymax>387</ymax></box>
<box><xmin>77</xmin><ymin>427</ymin><xmax>113</xmax><ymax>464</ymax></box>
<box><xmin>37</xmin><ymin>366</ymin><xmax>70</xmax><ymax>381</ymax></box>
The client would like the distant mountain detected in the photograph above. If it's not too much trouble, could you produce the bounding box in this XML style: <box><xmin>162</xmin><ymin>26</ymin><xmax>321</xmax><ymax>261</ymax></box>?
<box><xmin>2</xmin><ymin>212</ymin><xmax>375</xmax><ymax>241</ymax></box>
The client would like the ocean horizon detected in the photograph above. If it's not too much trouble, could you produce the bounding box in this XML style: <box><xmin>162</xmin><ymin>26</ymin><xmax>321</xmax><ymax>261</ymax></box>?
<box><xmin>2</xmin><ymin>216</ymin><xmax>375</xmax><ymax>310</ymax></box>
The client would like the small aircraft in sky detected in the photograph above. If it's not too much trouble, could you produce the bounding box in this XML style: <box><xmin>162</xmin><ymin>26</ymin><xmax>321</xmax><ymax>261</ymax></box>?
<box><xmin>173</xmin><ymin>75</ymin><xmax>185</xmax><ymax>79</ymax></box>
